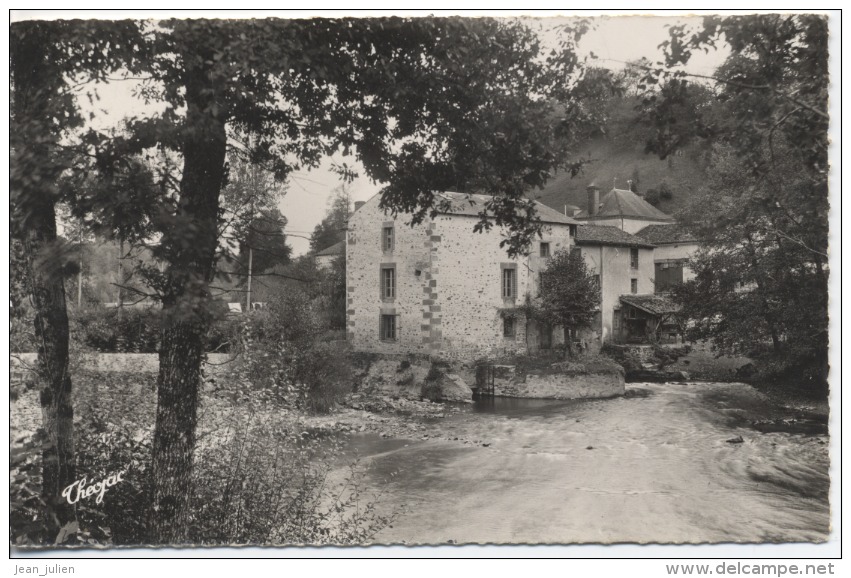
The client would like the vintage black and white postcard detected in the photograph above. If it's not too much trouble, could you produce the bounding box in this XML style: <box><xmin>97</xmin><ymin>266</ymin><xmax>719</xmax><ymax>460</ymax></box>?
<box><xmin>7</xmin><ymin>8</ymin><xmax>839</xmax><ymax>563</ymax></box>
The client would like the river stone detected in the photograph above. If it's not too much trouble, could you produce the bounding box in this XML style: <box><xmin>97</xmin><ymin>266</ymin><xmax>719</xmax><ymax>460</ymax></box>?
<box><xmin>439</xmin><ymin>373</ymin><xmax>474</xmax><ymax>403</ymax></box>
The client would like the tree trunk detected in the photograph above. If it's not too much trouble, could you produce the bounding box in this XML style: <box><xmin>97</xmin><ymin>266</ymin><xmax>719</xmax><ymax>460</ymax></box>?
<box><xmin>11</xmin><ymin>23</ymin><xmax>77</xmax><ymax>543</ymax></box>
<box><xmin>25</xmin><ymin>205</ymin><xmax>77</xmax><ymax>542</ymax></box>
<box><xmin>147</xmin><ymin>61</ymin><xmax>227</xmax><ymax>544</ymax></box>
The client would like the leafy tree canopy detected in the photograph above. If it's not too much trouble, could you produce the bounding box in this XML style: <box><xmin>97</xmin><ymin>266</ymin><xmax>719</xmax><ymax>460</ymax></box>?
<box><xmin>535</xmin><ymin>248</ymin><xmax>600</xmax><ymax>332</ymax></box>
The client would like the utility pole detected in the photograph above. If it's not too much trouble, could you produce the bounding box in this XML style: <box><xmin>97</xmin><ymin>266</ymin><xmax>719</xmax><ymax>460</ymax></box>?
<box><xmin>77</xmin><ymin>225</ymin><xmax>83</xmax><ymax>308</ymax></box>
<box><xmin>246</xmin><ymin>246</ymin><xmax>253</xmax><ymax>313</ymax></box>
<box><xmin>117</xmin><ymin>237</ymin><xmax>123</xmax><ymax>306</ymax></box>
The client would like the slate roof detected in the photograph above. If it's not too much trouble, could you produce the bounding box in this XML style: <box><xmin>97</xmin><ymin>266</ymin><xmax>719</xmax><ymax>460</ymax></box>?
<box><xmin>619</xmin><ymin>294</ymin><xmax>680</xmax><ymax>316</ymax></box>
<box><xmin>315</xmin><ymin>240</ymin><xmax>345</xmax><ymax>257</ymax></box>
<box><xmin>435</xmin><ymin>191</ymin><xmax>580</xmax><ymax>225</ymax></box>
<box><xmin>578</xmin><ymin>188</ymin><xmax>675</xmax><ymax>222</ymax></box>
<box><xmin>635</xmin><ymin>224</ymin><xmax>698</xmax><ymax>245</ymax></box>
<box><xmin>575</xmin><ymin>225</ymin><xmax>656</xmax><ymax>248</ymax></box>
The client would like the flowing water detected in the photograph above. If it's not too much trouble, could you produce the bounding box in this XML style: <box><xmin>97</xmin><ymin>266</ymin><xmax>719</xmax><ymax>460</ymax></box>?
<box><xmin>341</xmin><ymin>382</ymin><xmax>830</xmax><ymax>544</ymax></box>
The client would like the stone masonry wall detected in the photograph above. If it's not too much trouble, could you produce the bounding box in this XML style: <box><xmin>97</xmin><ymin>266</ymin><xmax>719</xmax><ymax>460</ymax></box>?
<box><xmin>346</xmin><ymin>195</ymin><xmax>434</xmax><ymax>356</ymax></box>
<box><xmin>495</xmin><ymin>371</ymin><xmax>625</xmax><ymax>400</ymax></box>
<box><xmin>346</xmin><ymin>195</ymin><xmax>575</xmax><ymax>360</ymax></box>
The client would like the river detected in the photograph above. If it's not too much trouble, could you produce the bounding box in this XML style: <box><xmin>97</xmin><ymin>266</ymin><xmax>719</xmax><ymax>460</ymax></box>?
<box><xmin>338</xmin><ymin>382</ymin><xmax>830</xmax><ymax>544</ymax></box>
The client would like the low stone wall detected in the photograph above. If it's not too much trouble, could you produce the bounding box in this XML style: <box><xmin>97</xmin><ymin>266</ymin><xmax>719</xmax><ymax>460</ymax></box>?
<box><xmin>495</xmin><ymin>370</ymin><xmax>624</xmax><ymax>400</ymax></box>
<box><xmin>11</xmin><ymin>352</ymin><xmax>236</xmax><ymax>379</ymax></box>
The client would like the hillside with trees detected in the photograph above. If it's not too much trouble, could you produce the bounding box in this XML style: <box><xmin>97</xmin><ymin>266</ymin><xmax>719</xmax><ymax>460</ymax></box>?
<box><xmin>536</xmin><ymin>64</ymin><xmax>717</xmax><ymax>216</ymax></box>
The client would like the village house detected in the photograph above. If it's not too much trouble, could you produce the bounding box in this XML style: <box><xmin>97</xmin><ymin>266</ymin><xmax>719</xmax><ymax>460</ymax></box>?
<box><xmin>576</xmin><ymin>183</ymin><xmax>700</xmax><ymax>292</ymax></box>
<box><xmin>345</xmin><ymin>192</ymin><xmax>580</xmax><ymax>359</ymax></box>
<box><xmin>577</xmin><ymin>183</ymin><xmax>675</xmax><ymax>234</ymax></box>
<box><xmin>314</xmin><ymin>239</ymin><xmax>345</xmax><ymax>270</ymax></box>
<box><xmin>573</xmin><ymin>225</ymin><xmax>656</xmax><ymax>346</ymax></box>
<box><xmin>634</xmin><ymin>224</ymin><xmax>700</xmax><ymax>292</ymax></box>
<box><xmin>575</xmin><ymin>183</ymin><xmax>697</xmax><ymax>343</ymax></box>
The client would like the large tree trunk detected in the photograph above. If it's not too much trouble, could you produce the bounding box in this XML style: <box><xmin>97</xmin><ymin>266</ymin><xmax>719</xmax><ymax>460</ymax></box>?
<box><xmin>11</xmin><ymin>23</ymin><xmax>78</xmax><ymax>543</ymax></box>
<box><xmin>26</xmin><ymin>205</ymin><xmax>77</xmax><ymax>542</ymax></box>
<box><xmin>147</xmin><ymin>61</ymin><xmax>227</xmax><ymax>544</ymax></box>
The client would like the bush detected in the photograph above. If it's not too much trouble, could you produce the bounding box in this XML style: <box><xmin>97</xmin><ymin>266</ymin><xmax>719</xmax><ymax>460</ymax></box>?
<box><xmin>653</xmin><ymin>344</ymin><xmax>692</xmax><ymax>369</ymax></box>
<box><xmin>420</xmin><ymin>362</ymin><xmax>444</xmax><ymax>401</ymax></box>
<box><xmin>74</xmin><ymin>418</ymin><xmax>153</xmax><ymax>546</ymax></box>
<box><xmin>188</xmin><ymin>410</ymin><xmax>392</xmax><ymax>545</ymax></box>
<box><xmin>9</xmin><ymin>366</ymin><xmax>392</xmax><ymax>546</ymax></box>
<box><xmin>10</xmin><ymin>370</ymin><xmax>157</xmax><ymax>547</ymax></box>
<box><xmin>70</xmin><ymin>307</ymin><xmax>161</xmax><ymax>353</ymax></box>
<box><xmin>66</xmin><ymin>307</ymin><xmax>239</xmax><ymax>354</ymax></box>
<box><xmin>9</xmin><ymin>433</ymin><xmax>51</xmax><ymax>545</ymax></box>
<box><xmin>10</xmin><ymin>313</ymin><xmax>36</xmax><ymax>354</ymax></box>
<box><xmin>601</xmin><ymin>343</ymin><xmax>643</xmax><ymax>373</ymax></box>
<box><xmin>241</xmin><ymin>291</ymin><xmax>353</xmax><ymax>413</ymax></box>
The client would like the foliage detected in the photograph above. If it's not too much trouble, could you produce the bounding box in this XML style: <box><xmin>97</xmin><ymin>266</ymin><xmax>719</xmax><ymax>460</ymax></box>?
<box><xmin>11</xmin><ymin>313</ymin><xmax>37</xmax><ymax>354</ymax></box>
<box><xmin>70</xmin><ymin>308</ymin><xmax>161</xmax><ymax>354</ymax></box>
<box><xmin>535</xmin><ymin>248</ymin><xmax>600</xmax><ymax>334</ymax></box>
<box><xmin>421</xmin><ymin>362</ymin><xmax>446</xmax><ymax>402</ymax></box>
<box><xmin>10</xmin><ymin>366</ymin><xmax>394</xmax><ymax>546</ymax></box>
<box><xmin>243</xmin><ymin>291</ymin><xmax>353</xmax><ymax>412</ymax></box>
<box><xmin>641</xmin><ymin>15</ymin><xmax>830</xmax><ymax>390</ymax></box>
<box><xmin>652</xmin><ymin>344</ymin><xmax>692</xmax><ymax>370</ymax></box>
<box><xmin>10</xmin><ymin>433</ymin><xmax>52</xmax><ymax>545</ymax></box>
<box><xmin>321</xmin><ymin>255</ymin><xmax>348</xmax><ymax>331</ymax></box>
<box><xmin>188</xmin><ymin>412</ymin><xmax>392</xmax><ymax>545</ymax></box>
<box><xmin>64</xmin><ymin>307</ymin><xmax>238</xmax><ymax>354</ymax></box>
<box><xmin>644</xmin><ymin>181</ymin><xmax>674</xmax><ymax>207</ymax></box>
<box><xmin>310</xmin><ymin>184</ymin><xmax>352</xmax><ymax>253</ymax></box>
<box><xmin>240</xmin><ymin>209</ymin><xmax>292</xmax><ymax>275</ymax></box>
<box><xmin>13</xmin><ymin>15</ymin><xmax>591</xmax><ymax>542</ymax></box>
<box><xmin>219</xmin><ymin>156</ymin><xmax>291</xmax><ymax>286</ymax></box>
<box><xmin>600</xmin><ymin>343</ymin><xmax>644</xmax><ymax>374</ymax></box>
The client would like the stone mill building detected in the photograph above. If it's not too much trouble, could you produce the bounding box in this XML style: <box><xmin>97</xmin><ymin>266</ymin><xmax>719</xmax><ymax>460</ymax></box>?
<box><xmin>345</xmin><ymin>192</ymin><xmax>580</xmax><ymax>359</ymax></box>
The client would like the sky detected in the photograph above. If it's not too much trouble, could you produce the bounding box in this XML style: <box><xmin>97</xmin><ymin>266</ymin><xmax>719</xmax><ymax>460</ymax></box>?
<box><xmin>14</xmin><ymin>11</ymin><xmax>732</xmax><ymax>256</ymax></box>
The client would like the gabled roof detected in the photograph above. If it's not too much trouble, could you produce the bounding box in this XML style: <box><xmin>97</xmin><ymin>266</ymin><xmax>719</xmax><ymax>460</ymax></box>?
<box><xmin>315</xmin><ymin>240</ymin><xmax>345</xmax><ymax>257</ymax></box>
<box><xmin>575</xmin><ymin>225</ymin><xmax>656</xmax><ymax>248</ymax></box>
<box><xmin>619</xmin><ymin>294</ymin><xmax>680</xmax><ymax>316</ymax></box>
<box><xmin>635</xmin><ymin>224</ymin><xmax>698</xmax><ymax>245</ymax></box>
<box><xmin>578</xmin><ymin>188</ymin><xmax>675</xmax><ymax>222</ymax></box>
<box><xmin>435</xmin><ymin>191</ymin><xmax>580</xmax><ymax>225</ymax></box>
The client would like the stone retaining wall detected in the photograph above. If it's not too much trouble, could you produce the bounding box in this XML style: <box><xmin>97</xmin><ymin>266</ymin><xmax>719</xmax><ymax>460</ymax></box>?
<box><xmin>495</xmin><ymin>370</ymin><xmax>624</xmax><ymax>400</ymax></box>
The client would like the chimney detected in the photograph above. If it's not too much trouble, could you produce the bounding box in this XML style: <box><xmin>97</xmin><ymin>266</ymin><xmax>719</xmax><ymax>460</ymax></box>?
<box><xmin>354</xmin><ymin>201</ymin><xmax>366</xmax><ymax>211</ymax></box>
<box><xmin>586</xmin><ymin>183</ymin><xmax>600</xmax><ymax>217</ymax></box>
